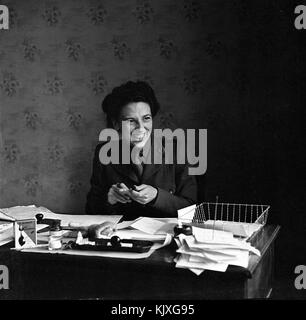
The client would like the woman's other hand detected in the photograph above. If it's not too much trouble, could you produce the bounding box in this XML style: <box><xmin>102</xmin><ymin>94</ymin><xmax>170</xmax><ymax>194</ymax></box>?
<box><xmin>129</xmin><ymin>184</ymin><xmax>157</xmax><ymax>205</ymax></box>
<box><xmin>108</xmin><ymin>183</ymin><xmax>132</xmax><ymax>205</ymax></box>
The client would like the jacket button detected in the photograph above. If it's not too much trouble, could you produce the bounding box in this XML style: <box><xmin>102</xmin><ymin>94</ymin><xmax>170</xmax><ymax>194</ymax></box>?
<box><xmin>169</xmin><ymin>189</ymin><xmax>173</xmax><ymax>194</ymax></box>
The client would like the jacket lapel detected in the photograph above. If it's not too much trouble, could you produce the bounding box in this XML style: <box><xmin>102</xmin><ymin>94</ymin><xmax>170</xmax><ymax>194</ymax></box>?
<box><xmin>141</xmin><ymin>163</ymin><xmax>161</xmax><ymax>182</ymax></box>
<box><xmin>110</xmin><ymin>163</ymin><xmax>140</xmax><ymax>184</ymax></box>
<box><xmin>108</xmin><ymin>136</ymin><xmax>168</xmax><ymax>185</ymax></box>
<box><xmin>141</xmin><ymin>144</ymin><xmax>165</xmax><ymax>182</ymax></box>
<box><xmin>109</xmin><ymin>139</ymin><xmax>140</xmax><ymax>184</ymax></box>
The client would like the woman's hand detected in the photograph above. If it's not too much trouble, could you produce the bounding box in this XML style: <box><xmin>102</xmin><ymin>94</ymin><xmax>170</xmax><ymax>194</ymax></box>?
<box><xmin>107</xmin><ymin>183</ymin><xmax>132</xmax><ymax>205</ymax></box>
<box><xmin>129</xmin><ymin>184</ymin><xmax>158</xmax><ymax>205</ymax></box>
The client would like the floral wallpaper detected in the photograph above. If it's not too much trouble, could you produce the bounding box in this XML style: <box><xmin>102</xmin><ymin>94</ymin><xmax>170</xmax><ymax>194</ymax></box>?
<box><xmin>0</xmin><ymin>0</ymin><xmax>287</xmax><ymax>213</ymax></box>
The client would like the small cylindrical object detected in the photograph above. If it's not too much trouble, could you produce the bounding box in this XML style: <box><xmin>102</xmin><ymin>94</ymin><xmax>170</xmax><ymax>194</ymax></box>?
<box><xmin>48</xmin><ymin>235</ymin><xmax>62</xmax><ymax>250</ymax></box>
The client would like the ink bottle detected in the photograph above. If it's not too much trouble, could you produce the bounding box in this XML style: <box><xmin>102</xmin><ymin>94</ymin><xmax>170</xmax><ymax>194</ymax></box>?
<box><xmin>48</xmin><ymin>219</ymin><xmax>62</xmax><ymax>250</ymax></box>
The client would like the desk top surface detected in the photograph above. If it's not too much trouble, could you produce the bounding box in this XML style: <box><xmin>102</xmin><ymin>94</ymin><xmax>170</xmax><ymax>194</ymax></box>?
<box><xmin>9</xmin><ymin>224</ymin><xmax>280</xmax><ymax>279</ymax></box>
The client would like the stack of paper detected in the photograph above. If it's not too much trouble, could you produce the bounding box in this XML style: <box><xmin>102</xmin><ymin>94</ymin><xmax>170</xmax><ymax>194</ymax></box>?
<box><xmin>199</xmin><ymin>220</ymin><xmax>262</xmax><ymax>238</ymax></box>
<box><xmin>174</xmin><ymin>227</ymin><xmax>260</xmax><ymax>276</ymax></box>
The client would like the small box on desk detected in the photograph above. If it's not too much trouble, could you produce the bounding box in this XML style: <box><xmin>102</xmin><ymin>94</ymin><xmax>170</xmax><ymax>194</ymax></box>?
<box><xmin>14</xmin><ymin>219</ymin><xmax>37</xmax><ymax>249</ymax></box>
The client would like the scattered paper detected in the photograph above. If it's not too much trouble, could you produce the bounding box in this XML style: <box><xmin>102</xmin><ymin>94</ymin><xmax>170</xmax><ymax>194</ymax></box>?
<box><xmin>116</xmin><ymin>219</ymin><xmax>140</xmax><ymax>230</ymax></box>
<box><xmin>174</xmin><ymin>228</ymin><xmax>260</xmax><ymax>275</ymax></box>
<box><xmin>0</xmin><ymin>205</ymin><xmax>51</xmax><ymax>221</ymax></box>
<box><xmin>189</xmin><ymin>268</ymin><xmax>205</xmax><ymax>276</ymax></box>
<box><xmin>183</xmin><ymin>235</ymin><xmax>260</xmax><ymax>256</ymax></box>
<box><xmin>177</xmin><ymin>204</ymin><xmax>196</xmax><ymax>223</ymax></box>
<box><xmin>0</xmin><ymin>211</ymin><xmax>15</xmax><ymax>222</ymax></box>
<box><xmin>193</xmin><ymin>226</ymin><xmax>234</xmax><ymax>243</ymax></box>
<box><xmin>130</xmin><ymin>217</ymin><xmax>165</xmax><ymax>234</ymax></box>
<box><xmin>48</xmin><ymin>213</ymin><xmax>122</xmax><ymax>228</ymax></box>
<box><xmin>114</xmin><ymin>229</ymin><xmax>167</xmax><ymax>241</ymax></box>
<box><xmin>117</xmin><ymin>217</ymin><xmax>176</xmax><ymax>236</ymax></box>
<box><xmin>0</xmin><ymin>239</ymin><xmax>13</xmax><ymax>247</ymax></box>
<box><xmin>0</xmin><ymin>222</ymin><xmax>13</xmax><ymax>241</ymax></box>
<box><xmin>1</xmin><ymin>205</ymin><xmax>123</xmax><ymax>228</ymax></box>
<box><xmin>176</xmin><ymin>254</ymin><xmax>228</xmax><ymax>272</ymax></box>
<box><xmin>155</xmin><ymin>217</ymin><xmax>178</xmax><ymax>224</ymax></box>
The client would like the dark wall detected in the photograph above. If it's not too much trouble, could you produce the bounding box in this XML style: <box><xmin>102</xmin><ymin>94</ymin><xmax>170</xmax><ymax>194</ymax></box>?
<box><xmin>0</xmin><ymin>1</ymin><xmax>305</xmax><ymax>268</ymax></box>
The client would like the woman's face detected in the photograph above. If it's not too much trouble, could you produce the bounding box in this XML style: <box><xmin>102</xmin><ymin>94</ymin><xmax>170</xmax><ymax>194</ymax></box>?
<box><xmin>115</xmin><ymin>102</ymin><xmax>153</xmax><ymax>149</ymax></box>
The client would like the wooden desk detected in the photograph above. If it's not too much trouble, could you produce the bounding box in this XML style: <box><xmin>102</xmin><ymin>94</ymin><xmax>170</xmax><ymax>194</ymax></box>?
<box><xmin>3</xmin><ymin>225</ymin><xmax>280</xmax><ymax>299</ymax></box>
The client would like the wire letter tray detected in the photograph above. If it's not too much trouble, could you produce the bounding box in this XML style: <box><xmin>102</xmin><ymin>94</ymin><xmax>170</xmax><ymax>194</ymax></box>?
<box><xmin>181</xmin><ymin>202</ymin><xmax>270</xmax><ymax>239</ymax></box>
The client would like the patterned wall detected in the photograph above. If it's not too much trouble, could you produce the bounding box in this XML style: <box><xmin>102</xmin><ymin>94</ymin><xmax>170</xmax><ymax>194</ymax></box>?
<box><xmin>0</xmin><ymin>0</ymin><xmax>210</xmax><ymax>213</ymax></box>
<box><xmin>0</xmin><ymin>0</ymin><xmax>289</xmax><ymax>214</ymax></box>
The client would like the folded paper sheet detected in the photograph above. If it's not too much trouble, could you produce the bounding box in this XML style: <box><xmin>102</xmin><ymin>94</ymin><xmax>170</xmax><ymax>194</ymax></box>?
<box><xmin>116</xmin><ymin>217</ymin><xmax>177</xmax><ymax>238</ymax></box>
<box><xmin>130</xmin><ymin>217</ymin><xmax>165</xmax><ymax>234</ymax></box>
<box><xmin>130</xmin><ymin>217</ymin><xmax>176</xmax><ymax>235</ymax></box>
<box><xmin>174</xmin><ymin>227</ymin><xmax>260</xmax><ymax>275</ymax></box>
<box><xmin>176</xmin><ymin>254</ymin><xmax>228</xmax><ymax>273</ymax></box>
<box><xmin>177</xmin><ymin>204</ymin><xmax>196</xmax><ymax>223</ymax></box>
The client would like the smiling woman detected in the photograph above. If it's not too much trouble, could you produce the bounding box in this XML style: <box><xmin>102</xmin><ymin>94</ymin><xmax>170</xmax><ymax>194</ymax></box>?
<box><xmin>85</xmin><ymin>81</ymin><xmax>197</xmax><ymax>218</ymax></box>
<box><xmin>113</xmin><ymin>101</ymin><xmax>153</xmax><ymax>151</ymax></box>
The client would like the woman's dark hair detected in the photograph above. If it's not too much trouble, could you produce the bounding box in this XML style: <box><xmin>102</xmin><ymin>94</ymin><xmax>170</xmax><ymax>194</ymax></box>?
<box><xmin>102</xmin><ymin>80</ymin><xmax>160</xmax><ymax>127</ymax></box>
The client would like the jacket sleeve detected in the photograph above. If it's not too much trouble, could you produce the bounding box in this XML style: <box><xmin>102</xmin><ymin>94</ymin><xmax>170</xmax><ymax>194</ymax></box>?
<box><xmin>148</xmin><ymin>164</ymin><xmax>198</xmax><ymax>217</ymax></box>
<box><xmin>85</xmin><ymin>144</ymin><xmax>117</xmax><ymax>215</ymax></box>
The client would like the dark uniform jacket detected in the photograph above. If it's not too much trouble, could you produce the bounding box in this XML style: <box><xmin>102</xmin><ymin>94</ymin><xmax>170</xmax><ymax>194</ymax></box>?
<box><xmin>85</xmin><ymin>140</ymin><xmax>197</xmax><ymax>218</ymax></box>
